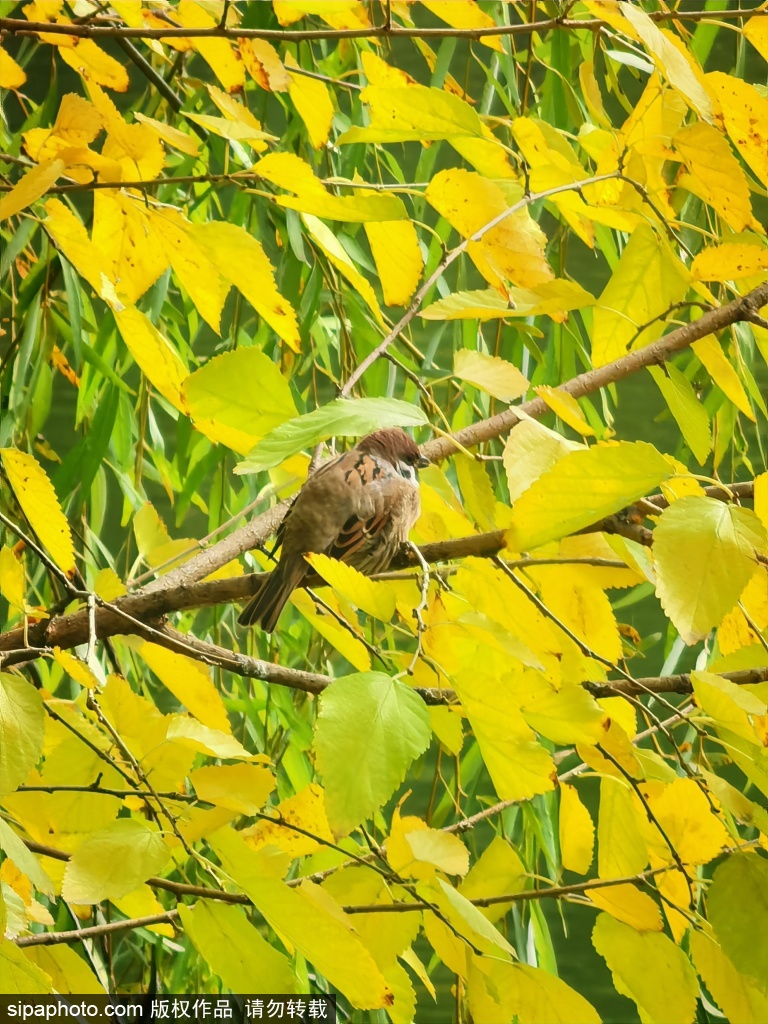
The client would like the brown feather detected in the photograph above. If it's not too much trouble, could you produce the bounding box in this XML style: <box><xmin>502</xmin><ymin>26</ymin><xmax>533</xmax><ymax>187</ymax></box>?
<box><xmin>238</xmin><ymin>428</ymin><xmax>426</xmax><ymax>631</ymax></box>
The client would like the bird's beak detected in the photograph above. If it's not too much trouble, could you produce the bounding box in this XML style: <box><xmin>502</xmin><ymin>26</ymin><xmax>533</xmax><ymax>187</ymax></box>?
<box><xmin>416</xmin><ymin>454</ymin><xmax>430</xmax><ymax>470</ymax></box>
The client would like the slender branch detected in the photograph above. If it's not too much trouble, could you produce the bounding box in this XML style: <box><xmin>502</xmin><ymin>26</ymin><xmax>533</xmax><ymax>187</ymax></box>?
<box><xmin>2</xmin><ymin>8</ymin><xmax>762</xmax><ymax>41</ymax></box>
<box><xmin>340</xmin><ymin>173</ymin><xmax>622</xmax><ymax>397</ymax></box>
<box><xmin>15</xmin><ymin>911</ymin><xmax>179</xmax><ymax>947</ymax></box>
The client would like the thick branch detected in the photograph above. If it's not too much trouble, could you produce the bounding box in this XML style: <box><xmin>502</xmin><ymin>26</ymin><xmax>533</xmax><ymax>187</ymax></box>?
<box><xmin>585</xmin><ymin>666</ymin><xmax>768</xmax><ymax>698</ymax></box>
<box><xmin>422</xmin><ymin>282</ymin><xmax>768</xmax><ymax>463</ymax></box>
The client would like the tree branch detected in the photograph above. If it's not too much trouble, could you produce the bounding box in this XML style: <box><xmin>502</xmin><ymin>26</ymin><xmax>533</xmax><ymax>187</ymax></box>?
<box><xmin>1</xmin><ymin>8</ymin><xmax>762</xmax><ymax>42</ymax></box>
<box><xmin>422</xmin><ymin>281</ymin><xmax>768</xmax><ymax>463</ymax></box>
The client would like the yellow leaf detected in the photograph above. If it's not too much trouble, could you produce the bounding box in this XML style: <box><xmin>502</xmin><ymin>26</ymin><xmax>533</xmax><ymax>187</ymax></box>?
<box><xmin>147</xmin><ymin>207</ymin><xmax>230</xmax><ymax>334</ymax></box>
<box><xmin>58</xmin><ymin>39</ymin><xmax>130</xmax><ymax>92</ymax></box>
<box><xmin>61</xmin><ymin>819</ymin><xmax>170</xmax><ymax>903</ymax></box>
<box><xmin>589</xmin><ymin>883</ymin><xmax>663</xmax><ymax>931</ymax></box>
<box><xmin>210</xmin><ymin>830</ymin><xmax>391</xmax><ymax>1009</ymax></box>
<box><xmin>134</xmin><ymin>112</ymin><xmax>200</xmax><ymax>156</ymax></box>
<box><xmin>597</xmin><ymin>779</ymin><xmax>648</xmax><ymax>879</ymax></box>
<box><xmin>92</xmin><ymin>192</ymin><xmax>169</xmax><ymax>304</ymax></box>
<box><xmin>453</xmin><ymin>349</ymin><xmax>529</xmax><ymax>403</ymax></box>
<box><xmin>592</xmin><ymin>223</ymin><xmax>691</xmax><ymax>366</ymax></box>
<box><xmin>179</xmin><ymin>901</ymin><xmax>296</xmax><ymax>994</ymax></box>
<box><xmin>598</xmin><ymin>695</ymin><xmax>638</xmax><ymax>740</ymax></box>
<box><xmin>112</xmin><ymin>885</ymin><xmax>174</xmax><ymax>937</ymax></box>
<box><xmin>507</xmin><ymin>441</ymin><xmax>672</xmax><ymax>551</ymax></box>
<box><xmin>459</xmin><ymin>836</ymin><xmax>526</xmax><ymax>924</ymax></box>
<box><xmin>559</xmin><ymin>784</ymin><xmax>594</xmax><ymax>875</ymax></box>
<box><xmin>114</xmin><ymin>307</ymin><xmax>187</xmax><ymax>411</ymax></box>
<box><xmin>654</xmin><ymin>498</ymin><xmax>767</xmax><ymax>644</ymax></box>
<box><xmin>181</xmin><ymin>347</ymin><xmax>297</xmax><ymax>454</ymax></box>
<box><xmin>387</xmin><ymin>812</ymin><xmax>469</xmax><ymax>878</ymax></box>
<box><xmin>165</xmin><ymin>717</ymin><xmax>256</xmax><ymax>760</ymax></box>
<box><xmin>99</xmin><ymin>674</ymin><xmax>195</xmax><ymax>792</ymax></box>
<box><xmin>190</xmin><ymin>764</ymin><xmax>274</xmax><ymax>816</ymax></box>
<box><xmin>579</xmin><ymin>60</ymin><xmax>610</xmax><ymax>127</ymax></box>
<box><xmin>0</xmin><ymin>449</ymin><xmax>75</xmax><ymax>575</ymax></box>
<box><xmin>24</xmin><ymin>93</ymin><xmax>102</xmax><ymax>163</ymax></box>
<box><xmin>705</xmin><ymin>72</ymin><xmax>768</xmax><ymax>186</ymax></box>
<box><xmin>523</xmin><ymin>680</ymin><xmax>609</xmax><ymax>745</ymax></box>
<box><xmin>744</xmin><ymin>15</ymin><xmax>768</xmax><ymax>61</ymax></box>
<box><xmin>190</xmin><ymin>221</ymin><xmax>300</xmax><ymax>349</ymax></box>
<box><xmin>43</xmin><ymin>198</ymin><xmax>107</xmax><ymax>297</ymax></box>
<box><xmin>301</xmin><ymin>213</ymin><xmax>384</xmax><ymax>325</ymax></box>
<box><xmin>674</xmin><ymin>121</ymin><xmax>760</xmax><ymax>233</ymax></box>
<box><xmin>657</xmin><ymin>865</ymin><xmax>691</xmax><ymax>942</ymax></box>
<box><xmin>289</xmin><ymin>589</ymin><xmax>371</xmax><ymax>672</ymax></box>
<box><xmin>691</xmin><ymin>929</ymin><xmax>768</xmax><ymax>1024</ymax></box>
<box><xmin>258</xmin><ymin>153</ymin><xmax>407</xmax><ymax>222</ymax></box>
<box><xmin>418</xmin><ymin>877</ymin><xmax>515</xmax><ymax>960</ymax></box>
<box><xmin>0</xmin><ymin>547</ymin><xmax>25</xmax><ymax>613</ymax></box>
<box><xmin>174</xmin><ymin>0</ymin><xmax>245</xmax><ymax>92</ymax></box>
<box><xmin>454</xmin><ymin>454</ymin><xmax>496</xmax><ymax>533</ymax></box>
<box><xmin>451</xmin><ymin>667</ymin><xmax>555</xmax><ymax>804</ymax></box>
<box><xmin>92</xmin><ymin>567</ymin><xmax>126</xmax><ymax>601</ymax></box>
<box><xmin>467</xmin><ymin>958</ymin><xmax>600</xmax><ymax>1024</ymax></box>
<box><xmin>620</xmin><ymin>3</ymin><xmax>712</xmax><ymax>121</ymax></box>
<box><xmin>340</xmin><ymin>81</ymin><xmax>512</xmax><ymax>176</ymax></box>
<box><xmin>692</xmin><ymin>242</ymin><xmax>768</xmax><ymax>281</ymax></box>
<box><xmin>0</xmin><ymin>45</ymin><xmax>26</xmax><ymax>89</ymax></box>
<box><xmin>138</xmin><ymin>642</ymin><xmax>230</xmax><ymax>732</ymax></box>
<box><xmin>23</xmin><ymin>944</ymin><xmax>103</xmax><ymax>993</ymax></box>
<box><xmin>428</xmin><ymin>706</ymin><xmax>464</xmax><ymax>756</ymax></box>
<box><xmin>534</xmin><ymin>386</ymin><xmax>596</xmax><ymax>437</ymax></box>
<box><xmin>306</xmin><ymin>553</ymin><xmax>396</xmax><ymax>622</ymax></box>
<box><xmin>421</xmin><ymin>0</ymin><xmax>503</xmax><ymax>51</ymax></box>
<box><xmin>244</xmin><ymin>783</ymin><xmax>332</xmax><ymax>857</ymax></box>
<box><xmin>692</xmin><ymin>334</ymin><xmax>754</xmax><ymax>420</ymax></box>
<box><xmin>183</xmin><ymin>112</ymin><xmax>275</xmax><ymax>146</ymax></box>
<box><xmin>364</xmin><ymin>219</ymin><xmax>423</xmax><ymax>306</ymax></box>
<box><xmin>285</xmin><ymin>53</ymin><xmax>334</xmax><ymax>148</ymax></box>
<box><xmin>638</xmin><ymin>777</ymin><xmax>733</xmax><ymax>867</ymax></box>
<box><xmin>0</xmin><ymin>159</ymin><xmax>65</xmax><ymax>222</ymax></box>
<box><xmin>592</xmin><ymin>913</ymin><xmax>698</xmax><ymax>1024</ymax></box>
<box><xmin>274</xmin><ymin>0</ymin><xmax>370</xmax><ymax>30</ymax></box>
<box><xmin>239</xmin><ymin>38</ymin><xmax>290</xmax><ymax>91</ymax></box>
<box><xmin>0</xmin><ymin>940</ymin><xmax>53</xmax><ymax>994</ymax></box>
<box><xmin>503</xmin><ymin>419</ymin><xmax>583</xmax><ymax>504</ymax></box>
<box><xmin>52</xmin><ymin>649</ymin><xmax>99</xmax><ymax>690</ymax></box>
<box><xmin>559</xmin><ymin>534</ymin><xmax>644</xmax><ymax>590</ymax></box>
<box><xmin>426</xmin><ymin>169</ymin><xmax>552</xmax><ymax>291</ymax></box>
<box><xmin>87</xmin><ymin>83</ymin><xmax>164</xmax><ymax>181</ymax></box>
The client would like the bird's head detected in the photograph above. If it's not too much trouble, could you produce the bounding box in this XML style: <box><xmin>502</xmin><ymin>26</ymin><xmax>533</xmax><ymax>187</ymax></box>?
<box><xmin>357</xmin><ymin>428</ymin><xmax>430</xmax><ymax>483</ymax></box>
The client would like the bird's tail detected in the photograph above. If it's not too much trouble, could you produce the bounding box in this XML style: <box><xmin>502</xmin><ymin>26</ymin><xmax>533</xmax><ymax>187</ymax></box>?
<box><xmin>237</xmin><ymin>559</ymin><xmax>305</xmax><ymax>632</ymax></box>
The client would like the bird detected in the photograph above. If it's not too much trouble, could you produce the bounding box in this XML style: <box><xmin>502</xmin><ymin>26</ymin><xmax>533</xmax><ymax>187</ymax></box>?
<box><xmin>238</xmin><ymin>428</ymin><xmax>430</xmax><ymax>632</ymax></box>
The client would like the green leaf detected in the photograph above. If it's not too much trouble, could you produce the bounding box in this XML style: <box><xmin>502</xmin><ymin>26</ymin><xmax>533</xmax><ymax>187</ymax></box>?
<box><xmin>649</xmin><ymin>364</ymin><xmax>712</xmax><ymax>466</ymax></box>
<box><xmin>61</xmin><ymin>819</ymin><xmax>170</xmax><ymax>903</ymax></box>
<box><xmin>653</xmin><ymin>497</ymin><xmax>767</xmax><ymax>643</ymax></box>
<box><xmin>236</xmin><ymin>398</ymin><xmax>427</xmax><ymax>474</ymax></box>
<box><xmin>182</xmin><ymin>347</ymin><xmax>297</xmax><ymax>456</ymax></box>
<box><xmin>708</xmin><ymin>853</ymin><xmax>768</xmax><ymax>994</ymax></box>
<box><xmin>313</xmin><ymin>672</ymin><xmax>431</xmax><ymax>834</ymax></box>
<box><xmin>592</xmin><ymin>913</ymin><xmax>698</xmax><ymax>1024</ymax></box>
<box><xmin>507</xmin><ymin>441</ymin><xmax>673</xmax><ymax>550</ymax></box>
<box><xmin>0</xmin><ymin>672</ymin><xmax>44</xmax><ymax>797</ymax></box>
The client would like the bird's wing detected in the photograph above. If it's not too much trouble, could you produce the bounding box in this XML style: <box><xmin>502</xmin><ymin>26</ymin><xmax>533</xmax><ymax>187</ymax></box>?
<box><xmin>279</xmin><ymin>449</ymin><xmax>410</xmax><ymax>563</ymax></box>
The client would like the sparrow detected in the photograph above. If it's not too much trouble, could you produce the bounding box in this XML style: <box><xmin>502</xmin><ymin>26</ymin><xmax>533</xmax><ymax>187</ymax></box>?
<box><xmin>238</xmin><ymin>428</ymin><xmax>430</xmax><ymax>632</ymax></box>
